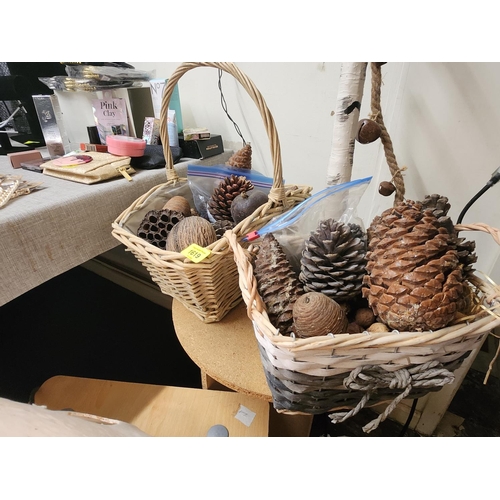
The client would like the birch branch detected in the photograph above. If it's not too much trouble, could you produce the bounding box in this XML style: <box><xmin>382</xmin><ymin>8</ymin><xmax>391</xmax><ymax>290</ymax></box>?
<box><xmin>326</xmin><ymin>62</ymin><xmax>368</xmax><ymax>186</ymax></box>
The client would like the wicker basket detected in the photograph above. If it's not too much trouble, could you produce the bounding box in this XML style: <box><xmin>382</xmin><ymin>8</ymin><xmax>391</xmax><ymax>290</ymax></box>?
<box><xmin>112</xmin><ymin>62</ymin><xmax>312</xmax><ymax>323</ymax></box>
<box><xmin>226</xmin><ymin>223</ymin><xmax>500</xmax><ymax>433</ymax></box>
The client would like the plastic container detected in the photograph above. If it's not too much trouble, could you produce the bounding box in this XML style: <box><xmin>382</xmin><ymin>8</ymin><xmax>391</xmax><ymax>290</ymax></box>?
<box><xmin>106</xmin><ymin>135</ymin><xmax>146</xmax><ymax>157</ymax></box>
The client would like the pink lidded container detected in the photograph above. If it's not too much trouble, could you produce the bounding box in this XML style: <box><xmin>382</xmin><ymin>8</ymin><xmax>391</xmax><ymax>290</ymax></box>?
<box><xmin>106</xmin><ymin>135</ymin><xmax>146</xmax><ymax>157</ymax></box>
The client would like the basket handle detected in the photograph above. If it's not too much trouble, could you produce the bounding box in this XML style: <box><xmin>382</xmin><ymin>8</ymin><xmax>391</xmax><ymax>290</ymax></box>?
<box><xmin>158</xmin><ymin>62</ymin><xmax>287</xmax><ymax>208</ymax></box>
<box><xmin>455</xmin><ymin>222</ymin><xmax>500</xmax><ymax>246</ymax></box>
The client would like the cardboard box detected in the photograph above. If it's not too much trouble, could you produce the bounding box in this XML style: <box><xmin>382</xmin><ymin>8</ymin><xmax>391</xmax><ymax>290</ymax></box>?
<box><xmin>179</xmin><ymin>135</ymin><xmax>224</xmax><ymax>159</ymax></box>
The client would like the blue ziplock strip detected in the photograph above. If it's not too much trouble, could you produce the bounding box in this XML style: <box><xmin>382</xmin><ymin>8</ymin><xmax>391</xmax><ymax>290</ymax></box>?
<box><xmin>243</xmin><ymin>176</ymin><xmax>372</xmax><ymax>241</ymax></box>
<box><xmin>187</xmin><ymin>164</ymin><xmax>274</xmax><ymax>189</ymax></box>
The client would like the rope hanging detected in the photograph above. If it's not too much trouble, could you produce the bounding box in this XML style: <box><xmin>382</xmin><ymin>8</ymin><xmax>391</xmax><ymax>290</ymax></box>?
<box><xmin>369</xmin><ymin>62</ymin><xmax>406</xmax><ymax>205</ymax></box>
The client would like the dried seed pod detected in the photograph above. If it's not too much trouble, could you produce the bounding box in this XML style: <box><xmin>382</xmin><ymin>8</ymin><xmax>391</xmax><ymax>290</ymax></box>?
<box><xmin>230</xmin><ymin>189</ymin><xmax>268</xmax><ymax>224</ymax></box>
<box><xmin>137</xmin><ymin>209</ymin><xmax>185</xmax><ymax>250</ymax></box>
<box><xmin>292</xmin><ymin>292</ymin><xmax>348</xmax><ymax>338</ymax></box>
<box><xmin>165</xmin><ymin>216</ymin><xmax>217</xmax><ymax>253</ymax></box>
<box><xmin>367</xmin><ymin>322</ymin><xmax>390</xmax><ymax>333</ymax></box>
<box><xmin>354</xmin><ymin>307</ymin><xmax>376</xmax><ymax>329</ymax></box>
<box><xmin>163</xmin><ymin>196</ymin><xmax>192</xmax><ymax>218</ymax></box>
<box><xmin>347</xmin><ymin>322</ymin><xmax>364</xmax><ymax>334</ymax></box>
<box><xmin>208</xmin><ymin>174</ymin><xmax>254</xmax><ymax>222</ymax></box>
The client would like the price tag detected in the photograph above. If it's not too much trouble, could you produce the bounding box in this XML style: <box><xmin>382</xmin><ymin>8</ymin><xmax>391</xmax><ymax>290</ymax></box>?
<box><xmin>181</xmin><ymin>244</ymin><xmax>211</xmax><ymax>263</ymax></box>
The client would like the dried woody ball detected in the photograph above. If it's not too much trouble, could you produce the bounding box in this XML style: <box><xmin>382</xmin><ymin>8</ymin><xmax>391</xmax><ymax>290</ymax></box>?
<box><xmin>163</xmin><ymin>196</ymin><xmax>192</xmax><ymax>218</ymax></box>
<box><xmin>165</xmin><ymin>216</ymin><xmax>217</xmax><ymax>253</ymax></box>
<box><xmin>230</xmin><ymin>189</ymin><xmax>268</xmax><ymax>224</ymax></box>
<box><xmin>292</xmin><ymin>291</ymin><xmax>348</xmax><ymax>338</ymax></box>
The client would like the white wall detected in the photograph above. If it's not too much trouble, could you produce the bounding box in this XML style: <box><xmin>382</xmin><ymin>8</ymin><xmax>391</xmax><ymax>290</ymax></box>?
<box><xmin>129</xmin><ymin>61</ymin><xmax>500</xmax><ymax>280</ymax></box>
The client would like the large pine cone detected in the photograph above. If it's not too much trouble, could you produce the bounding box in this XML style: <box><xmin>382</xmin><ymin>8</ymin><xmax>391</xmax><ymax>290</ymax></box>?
<box><xmin>254</xmin><ymin>233</ymin><xmax>303</xmax><ymax>336</ymax></box>
<box><xmin>299</xmin><ymin>219</ymin><xmax>367</xmax><ymax>303</ymax></box>
<box><xmin>226</xmin><ymin>143</ymin><xmax>252</xmax><ymax>169</ymax></box>
<box><xmin>420</xmin><ymin>193</ymin><xmax>477</xmax><ymax>281</ymax></box>
<box><xmin>207</xmin><ymin>174</ymin><xmax>254</xmax><ymax>222</ymax></box>
<box><xmin>362</xmin><ymin>198</ymin><xmax>470</xmax><ymax>331</ymax></box>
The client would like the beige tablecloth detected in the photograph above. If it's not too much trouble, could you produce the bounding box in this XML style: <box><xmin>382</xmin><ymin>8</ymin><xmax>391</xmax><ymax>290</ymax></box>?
<box><xmin>0</xmin><ymin>149</ymin><xmax>232</xmax><ymax>306</ymax></box>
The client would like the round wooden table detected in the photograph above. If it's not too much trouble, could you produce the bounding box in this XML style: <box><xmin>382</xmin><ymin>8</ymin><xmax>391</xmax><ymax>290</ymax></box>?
<box><xmin>172</xmin><ymin>299</ymin><xmax>272</xmax><ymax>401</ymax></box>
<box><xmin>172</xmin><ymin>299</ymin><xmax>315</xmax><ymax>436</ymax></box>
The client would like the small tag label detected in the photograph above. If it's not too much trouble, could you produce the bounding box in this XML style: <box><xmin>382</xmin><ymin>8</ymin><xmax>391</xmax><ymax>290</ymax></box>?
<box><xmin>234</xmin><ymin>405</ymin><xmax>256</xmax><ymax>427</ymax></box>
<box><xmin>181</xmin><ymin>244</ymin><xmax>211</xmax><ymax>263</ymax></box>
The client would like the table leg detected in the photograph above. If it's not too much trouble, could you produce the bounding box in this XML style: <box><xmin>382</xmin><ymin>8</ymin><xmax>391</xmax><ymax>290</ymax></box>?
<box><xmin>201</xmin><ymin>371</ymin><xmax>216</xmax><ymax>390</ymax></box>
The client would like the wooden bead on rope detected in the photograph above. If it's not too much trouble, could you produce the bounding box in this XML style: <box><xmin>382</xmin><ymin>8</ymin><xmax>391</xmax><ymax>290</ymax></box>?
<box><xmin>355</xmin><ymin>118</ymin><xmax>381</xmax><ymax>144</ymax></box>
<box><xmin>379</xmin><ymin>181</ymin><xmax>396</xmax><ymax>196</ymax></box>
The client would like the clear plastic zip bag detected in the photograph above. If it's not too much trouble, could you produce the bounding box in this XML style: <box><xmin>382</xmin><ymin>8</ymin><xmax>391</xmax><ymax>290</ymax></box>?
<box><xmin>244</xmin><ymin>176</ymin><xmax>372</xmax><ymax>272</ymax></box>
<box><xmin>187</xmin><ymin>164</ymin><xmax>274</xmax><ymax>221</ymax></box>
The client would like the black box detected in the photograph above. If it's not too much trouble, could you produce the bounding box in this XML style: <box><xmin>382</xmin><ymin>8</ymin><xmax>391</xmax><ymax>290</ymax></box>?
<box><xmin>179</xmin><ymin>134</ymin><xmax>224</xmax><ymax>159</ymax></box>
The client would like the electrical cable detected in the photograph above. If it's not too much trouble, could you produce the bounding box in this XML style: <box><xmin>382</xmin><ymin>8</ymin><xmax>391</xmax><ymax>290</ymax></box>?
<box><xmin>399</xmin><ymin>398</ymin><xmax>418</xmax><ymax>436</ymax></box>
<box><xmin>457</xmin><ymin>166</ymin><xmax>500</xmax><ymax>224</ymax></box>
<box><xmin>217</xmin><ymin>69</ymin><xmax>246</xmax><ymax>145</ymax></box>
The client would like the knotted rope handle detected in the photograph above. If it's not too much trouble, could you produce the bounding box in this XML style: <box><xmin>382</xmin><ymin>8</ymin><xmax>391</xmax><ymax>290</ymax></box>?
<box><xmin>329</xmin><ymin>361</ymin><xmax>455</xmax><ymax>434</ymax></box>
<box><xmin>158</xmin><ymin>62</ymin><xmax>287</xmax><ymax>208</ymax></box>
<box><xmin>369</xmin><ymin>62</ymin><xmax>406</xmax><ymax>205</ymax></box>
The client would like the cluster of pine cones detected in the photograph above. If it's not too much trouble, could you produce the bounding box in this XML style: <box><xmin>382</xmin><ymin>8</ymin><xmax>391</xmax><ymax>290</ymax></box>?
<box><xmin>252</xmin><ymin>193</ymin><xmax>477</xmax><ymax>337</ymax></box>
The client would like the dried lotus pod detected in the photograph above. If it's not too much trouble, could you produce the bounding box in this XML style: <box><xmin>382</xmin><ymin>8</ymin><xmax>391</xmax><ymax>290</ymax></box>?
<box><xmin>137</xmin><ymin>209</ymin><xmax>185</xmax><ymax>250</ymax></box>
<box><xmin>292</xmin><ymin>292</ymin><xmax>348</xmax><ymax>338</ymax></box>
<box><xmin>163</xmin><ymin>196</ymin><xmax>192</xmax><ymax>218</ymax></box>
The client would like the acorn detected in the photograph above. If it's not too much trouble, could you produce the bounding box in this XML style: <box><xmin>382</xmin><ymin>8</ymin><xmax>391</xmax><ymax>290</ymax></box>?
<box><xmin>292</xmin><ymin>292</ymin><xmax>348</xmax><ymax>338</ymax></box>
